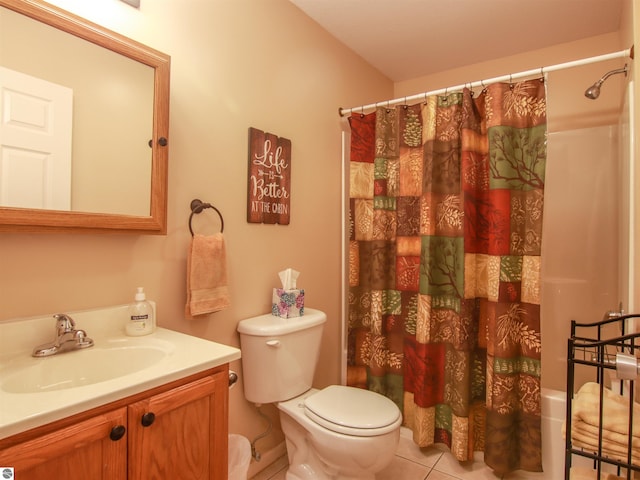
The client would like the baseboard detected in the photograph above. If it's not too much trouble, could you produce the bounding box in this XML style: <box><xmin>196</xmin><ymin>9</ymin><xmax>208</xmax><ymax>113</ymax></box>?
<box><xmin>247</xmin><ymin>441</ymin><xmax>287</xmax><ymax>479</ymax></box>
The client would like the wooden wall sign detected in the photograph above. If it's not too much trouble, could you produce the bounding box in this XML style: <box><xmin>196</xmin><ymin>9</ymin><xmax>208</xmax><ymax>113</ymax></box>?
<box><xmin>247</xmin><ymin>127</ymin><xmax>291</xmax><ymax>225</ymax></box>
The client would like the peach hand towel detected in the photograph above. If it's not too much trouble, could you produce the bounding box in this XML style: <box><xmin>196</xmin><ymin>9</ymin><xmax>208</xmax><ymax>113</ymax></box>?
<box><xmin>185</xmin><ymin>233</ymin><xmax>230</xmax><ymax>317</ymax></box>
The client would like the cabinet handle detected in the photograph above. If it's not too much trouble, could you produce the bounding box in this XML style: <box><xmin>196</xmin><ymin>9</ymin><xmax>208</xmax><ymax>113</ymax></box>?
<box><xmin>109</xmin><ymin>425</ymin><xmax>127</xmax><ymax>441</ymax></box>
<box><xmin>141</xmin><ymin>412</ymin><xmax>156</xmax><ymax>427</ymax></box>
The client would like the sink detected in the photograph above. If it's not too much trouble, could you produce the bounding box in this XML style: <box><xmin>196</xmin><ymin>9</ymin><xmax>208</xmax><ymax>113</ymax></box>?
<box><xmin>2</xmin><ymin>339</ymin><xmax>171</xmax><ymax>393</ymax></box>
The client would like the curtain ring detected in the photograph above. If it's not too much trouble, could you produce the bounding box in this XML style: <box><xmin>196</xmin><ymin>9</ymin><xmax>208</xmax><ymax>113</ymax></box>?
<box><xmin>539</xmin><ymin>67</ymin><xmax>545</xmax><ymax>83</ymax></box>
<box><xmin>403</xmin><ymin>96</ymin><xmax>408</xmax><ymax>109</ymax></box>
<box><xmin>509</xmin><ymin>74</ymin><xmax>514</xmax><ymax>90</ymax></box>
<box><xmin>442</xmin><ymin>87</ymin><xmax>448</xmax><ymax>103</ymax></box>
<box><xmin>386</xmin><ymin>100</ymin><xmax>391</xmax><ymax>113</ymax></box>
<box><xmin>423</xmin><ymin>92</ymin><xmax>428</xmax><ymax>105</ymax></box>
<box><xmin>480</xmin><ymin>80</ymin><xmax>487</xmax><ymax>95</ymax></box>
<box><xmin>360</xmin><ymin>105</ymin><xmax>365</xmax><ymax>118</ymax></box>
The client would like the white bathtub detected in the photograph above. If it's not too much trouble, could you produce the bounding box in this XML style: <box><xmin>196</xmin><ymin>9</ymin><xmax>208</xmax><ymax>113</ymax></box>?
<box><xmin>541</xmin><ymin>388</ymin><xmax>567</xmax><ymax>478</ymax></box>
<box><xmin>542</xmin><ymin>387</ymin><xmax>612</xmax><ymax>478</ymax></box>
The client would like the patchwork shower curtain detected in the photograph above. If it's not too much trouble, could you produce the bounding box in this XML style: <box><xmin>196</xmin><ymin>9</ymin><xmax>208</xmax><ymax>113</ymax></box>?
<box><xmin>347</xmin><ymin>80</ymin><xmax>546</xmax><ymax>475</ymax></box>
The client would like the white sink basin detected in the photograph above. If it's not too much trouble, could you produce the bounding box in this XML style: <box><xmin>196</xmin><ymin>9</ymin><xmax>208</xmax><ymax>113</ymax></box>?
<box><xmin>2</xmin><ymin>339</ymin><xmax>171</xmax><ymax>393</ymax></box>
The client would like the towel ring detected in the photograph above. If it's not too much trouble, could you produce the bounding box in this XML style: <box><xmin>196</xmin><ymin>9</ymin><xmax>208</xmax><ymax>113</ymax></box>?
<box><xmin>188</xmin><ymin>199</ymin><xmax>224</xmax><ymax>236</ymax></box>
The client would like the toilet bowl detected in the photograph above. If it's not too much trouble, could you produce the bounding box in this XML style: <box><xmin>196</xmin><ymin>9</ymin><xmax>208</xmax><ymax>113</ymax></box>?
<box><xmin>278</xmin><ymin>386</ymin><xmax>402</xmax><ymax>480</ymax></box>
<box><xmin>237</xmin><ymin>309</ymin><xmax>402</xmax><ymax>480</ymax></box>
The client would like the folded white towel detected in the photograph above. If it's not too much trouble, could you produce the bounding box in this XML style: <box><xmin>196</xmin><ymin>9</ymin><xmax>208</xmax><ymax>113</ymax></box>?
<box><xmin>563</xmin><ymin>382</ymin><xmax>640</xmax><ymax>467</ymax></box>
<box><xmin>571</xmin><ymin>382</ymin><xmax>640</xmax><ymax>439</ymax></box>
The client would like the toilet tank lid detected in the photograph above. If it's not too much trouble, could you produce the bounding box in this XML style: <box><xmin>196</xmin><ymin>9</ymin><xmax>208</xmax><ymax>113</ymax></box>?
<box><xmin>237</xmin><ymin>308</ymin><xmax>326</xmax><ymax>336</ymax></box>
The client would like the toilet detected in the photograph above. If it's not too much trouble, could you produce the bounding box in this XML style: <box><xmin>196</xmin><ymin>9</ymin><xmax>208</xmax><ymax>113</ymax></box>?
<box><xmin>237</xmin><ymin>308</ymin><xmax>402</xmax><ymax>480</ymax></box>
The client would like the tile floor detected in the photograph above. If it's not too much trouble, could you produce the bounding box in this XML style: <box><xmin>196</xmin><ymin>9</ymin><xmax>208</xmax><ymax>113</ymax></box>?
<box><xmin>250</xmin><ymin>428</ymin><xmax>548</xmax><ymax>480</ymax></box>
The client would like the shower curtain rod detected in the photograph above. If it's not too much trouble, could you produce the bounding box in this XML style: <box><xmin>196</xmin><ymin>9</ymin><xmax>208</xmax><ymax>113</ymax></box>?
<box><xmin>338</xmin><ymin>46</ymin><xmax>634</xmax><ymax>117</ymax></box>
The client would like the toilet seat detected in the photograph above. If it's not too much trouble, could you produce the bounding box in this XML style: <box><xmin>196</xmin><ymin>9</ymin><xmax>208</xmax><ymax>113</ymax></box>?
<box><xmin>304</xmin><ymin>385</ymin><xmax>401</xmax><ymax>437</ymax></box>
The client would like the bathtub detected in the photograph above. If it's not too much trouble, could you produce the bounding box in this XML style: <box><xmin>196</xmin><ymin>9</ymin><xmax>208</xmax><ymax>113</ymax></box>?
<box><xmin>541</xmin><ymin>388</ymin><xmax>567</xmax><ymax>478</ymax></box>
<box><xmin>542</xmin><ymin>387</ymin><xmax>610</xmax><ymax>477</ymax></box>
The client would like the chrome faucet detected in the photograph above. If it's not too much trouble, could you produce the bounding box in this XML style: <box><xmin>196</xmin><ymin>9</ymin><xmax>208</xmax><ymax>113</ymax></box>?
<box><xmin>32</xmin><ymin>313</ymin><xmax>94</xmax><ymax>357</ymax></box>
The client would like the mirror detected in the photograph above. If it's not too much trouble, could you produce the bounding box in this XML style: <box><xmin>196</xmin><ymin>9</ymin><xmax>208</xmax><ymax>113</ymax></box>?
<box><xmin>0</xmin><ymin>0</ymin><xmax>169</xmax><ymax>233</ymax></box>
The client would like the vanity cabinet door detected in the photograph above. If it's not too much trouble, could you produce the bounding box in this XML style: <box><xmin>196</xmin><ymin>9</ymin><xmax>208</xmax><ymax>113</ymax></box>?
<box><xmin>0</xmin><ymin>407</ymin><xmax>127</xmax><ymax>480</ymax></box>
<box><xmin>127</xmin><ymin>370</ymin><xmax>229</xmax><ymax>480</ymax></box>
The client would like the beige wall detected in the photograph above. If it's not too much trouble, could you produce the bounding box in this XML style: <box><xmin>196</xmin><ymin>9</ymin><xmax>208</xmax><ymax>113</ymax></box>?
<box><xmin>0</xmin><ymin>0</ymin><xmax>391</xmax><ymax>469</ymax></box>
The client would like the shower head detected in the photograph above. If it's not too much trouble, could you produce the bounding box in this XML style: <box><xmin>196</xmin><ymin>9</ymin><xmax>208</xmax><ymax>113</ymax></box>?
<box><xmin>584</xmin><ymin>64</ymin><xmax>628</xmax><ymax>100</ymax></box>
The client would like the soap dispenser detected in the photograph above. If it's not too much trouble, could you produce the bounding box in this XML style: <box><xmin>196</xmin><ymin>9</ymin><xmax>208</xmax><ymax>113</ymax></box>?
<box><xmin>126</xmin><ymin>287</ymin><xmax>155</xmax><ymax>336</ymax></box>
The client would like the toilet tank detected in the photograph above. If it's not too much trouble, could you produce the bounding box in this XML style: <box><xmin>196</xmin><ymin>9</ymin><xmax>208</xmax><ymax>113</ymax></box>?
<box><xmin>237</xmin><ymin>308</ymin><xmax>326</xmax><ymax>404</ymax></box>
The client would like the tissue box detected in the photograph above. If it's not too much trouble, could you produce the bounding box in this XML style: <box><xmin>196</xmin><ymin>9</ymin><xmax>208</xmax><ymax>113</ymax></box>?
<box><xmin>272</xmin><ymin>288</ymin><xmax>305</xmax><ymax>318</ymax></box>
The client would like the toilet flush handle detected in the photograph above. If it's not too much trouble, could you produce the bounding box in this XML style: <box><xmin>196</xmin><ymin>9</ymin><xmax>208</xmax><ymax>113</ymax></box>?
<box><xmin>266</xmin><ymin>339</ymin><xmax>281</xmax><ymax>348</ymax></box>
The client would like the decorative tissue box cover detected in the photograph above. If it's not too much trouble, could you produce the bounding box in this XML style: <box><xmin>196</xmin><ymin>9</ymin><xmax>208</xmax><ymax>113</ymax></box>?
<box><xmin>272</xmin><ymin>288</ymin><xmax>305</xmax><ymax>318</ymax></box>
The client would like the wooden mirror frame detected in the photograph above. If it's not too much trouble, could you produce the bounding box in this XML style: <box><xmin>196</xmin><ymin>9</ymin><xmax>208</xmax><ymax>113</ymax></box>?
<box><xmin>0</xmin><ymin>0</ymin><xmax>170</xmax><ymax>234</ymax></box>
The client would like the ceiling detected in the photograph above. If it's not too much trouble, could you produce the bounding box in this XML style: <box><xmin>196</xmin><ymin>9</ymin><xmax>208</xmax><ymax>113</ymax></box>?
<box><xmin>289</xmin><ymin>0</ymin><xmax>625</xmax><ymax>83</ymax></box>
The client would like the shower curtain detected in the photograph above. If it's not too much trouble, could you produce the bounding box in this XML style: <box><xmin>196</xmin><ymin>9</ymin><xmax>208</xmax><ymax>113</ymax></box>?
<box><xmin>347</xmin><ymin>79</ymin><xmax>546</xmax><ymax>475</ymax></box>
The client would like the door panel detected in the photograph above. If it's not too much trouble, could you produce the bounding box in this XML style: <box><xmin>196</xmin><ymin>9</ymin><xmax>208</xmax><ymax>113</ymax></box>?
<box><xmin>0</xmin><ymin>407</ymin><xmax>127</xmax><ymax>480</ymax></box>
<box><xmin>0</xmin><ymin>66</ymin><xmax>72</xmax><ymax>210</ymax></box>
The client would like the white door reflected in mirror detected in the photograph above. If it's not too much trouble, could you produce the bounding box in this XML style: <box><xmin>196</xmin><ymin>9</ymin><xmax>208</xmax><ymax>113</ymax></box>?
<box><xmin>0</xmin><ymin>66</ymin><xmax>73</xmax><ymax>210</ymax></box>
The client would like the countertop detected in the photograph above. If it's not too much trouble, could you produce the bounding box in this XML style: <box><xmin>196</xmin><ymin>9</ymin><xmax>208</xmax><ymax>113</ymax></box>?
<box><xmin>0</xmin><ymin>304</ymin><xmax>241</xmax><ymax>440</ymax></box>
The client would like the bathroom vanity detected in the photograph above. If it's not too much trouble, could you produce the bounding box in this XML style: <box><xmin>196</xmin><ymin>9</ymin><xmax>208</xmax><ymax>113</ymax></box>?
<box><xmin>0</xmin><ymin>305</ymin><xmax>241</xmax><ymax>479</ymax></box>
<box><xmin>0</xmin><ymin>367</ymin><xmax>229</xmax><ymax>479</ymax></box>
